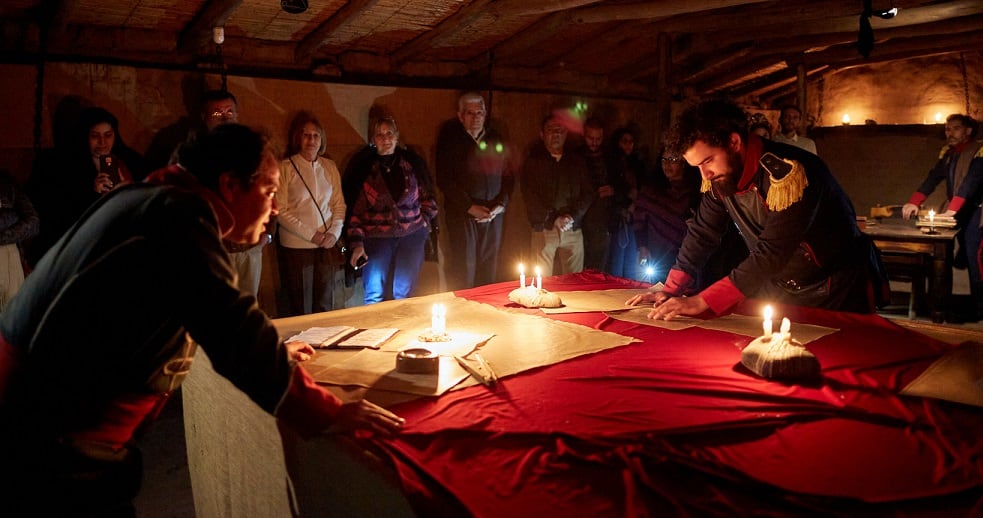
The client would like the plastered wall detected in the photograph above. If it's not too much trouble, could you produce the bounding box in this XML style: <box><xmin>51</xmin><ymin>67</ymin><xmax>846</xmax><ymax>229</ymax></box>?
<box><xmin>0</xmin><ymin>62</ymin><xmax>659</xmax><ymax>314</ymax></box>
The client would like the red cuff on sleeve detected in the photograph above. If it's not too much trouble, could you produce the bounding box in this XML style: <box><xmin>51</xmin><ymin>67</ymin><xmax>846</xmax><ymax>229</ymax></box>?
<box><xmin>948</xmin><ymin>196</ymin><xmax>965</xmax><ymax>213</ymax></box>
<box><xmin>664</xmin><ymin>268</ymin><xmax>694</xmax><ymax>296</ymax></box>
<box><xmin>700</xmin><ymin>277</ymin><xmax>746</xmax><ymax>315</ymax></box>
<box><xmin>275</xmin><ymin>366</ymin><xmax>344</xmax><ymax>438</ymax></box>
<box><xmin>908</xmin><ymin>192</ymin><xmax>927</xmax><ymax>206</ymax></box>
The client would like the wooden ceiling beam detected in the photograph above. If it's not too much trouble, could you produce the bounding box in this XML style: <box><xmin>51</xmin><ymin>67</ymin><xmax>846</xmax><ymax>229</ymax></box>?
<box><xmin>178</xmin><ymin>0</ymin><xmax>243</xmax><ymax>53</ymax></box>
<box><xmin>295</xmin><ymin>0</ymin><xmax>382</xmax><ymax>64</ymax></box>
<box><xmin>391</xmin><ymin>0</ymin><xmax>495</xmax><ymax>66</ymax></box>
<box><xmin>798</xmin><ymin>31</ymin><xmax>983</xmax><ymax>67</ymax></box>
<box><xmin>678</xmin><ymin>10</ymin><xmax>983</xmax><ymax>93</ymax></box>
<box><xmin>656</xmin><ymin>0</ymin><xmax>958</xmax><ymax>35</ymax></box>
<box><xmin>490</xmin><ymin>0</ymin><xmax>604</xmax><ymax>17</ymax></box>
<box><xmin>729</xmin><ymin>66</ymin><xmax>828</xmax><ymax>101</ymax></box>
<box><xmin>569</xmin><ymin>0</ymin><xmax>773</xmax><ymax>24</ymax></box>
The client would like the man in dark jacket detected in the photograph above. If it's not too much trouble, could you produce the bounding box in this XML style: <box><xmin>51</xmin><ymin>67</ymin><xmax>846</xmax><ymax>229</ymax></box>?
<box><xmin>520</xmin><ymin>114</ymin><xmax>595</xmax><ymax>275</ymax></box>
<box><xmin>0</xmin><ymin>124</ymin><xmax>403</xmax><ymax>516</ymax></box>
<box><xmin>628</xmin><ymin>99</ymin><xmax>879</xmax><ymax>319</ymax></box>
<box><xmin>436</xmin><ymin>92</ymin><xmax>513</xmax><ymax>289</ymax></box>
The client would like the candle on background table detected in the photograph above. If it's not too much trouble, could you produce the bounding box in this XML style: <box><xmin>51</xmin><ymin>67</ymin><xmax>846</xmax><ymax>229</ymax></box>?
<box><xmin>779</xmin><ymin>317</ymin><xmax>791</xmax><ymax>342</ymax></box>
<box><xmin>535</xmin><ymin>266</ymin><xmax>542</xmax><ymax>290</ymax></box>
<box><xmin>431</xmin><ymin>303</ymin><xmax>446</xmax><ymax>335</ymax></box>
<box><xmin>762</xmin><ymin>305</ymin><xmax>773</xmax><ymax>338</ymax></box>
<box><xmin>518</xmin><ymin>263</ymin><xmax>525</xmax><ymax>288</ymax></box>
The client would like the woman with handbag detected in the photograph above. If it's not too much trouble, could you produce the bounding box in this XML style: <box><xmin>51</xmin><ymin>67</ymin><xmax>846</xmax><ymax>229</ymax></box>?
<box><xmin>276</xmin><ymin>112</ymin><xmax>347</xmax><ymax>315</ymax></box>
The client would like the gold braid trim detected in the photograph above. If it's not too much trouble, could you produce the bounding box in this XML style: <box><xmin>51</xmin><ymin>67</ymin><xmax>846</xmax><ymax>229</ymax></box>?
<box><xmin>701</xmin><ymin>178</ymin><xmax>712</xmax><ymax>193</ymax></box>
<box><xmin>766</xmin><ymin>158</ymin><xmax>808</xmax><ymax>211</ymax></box>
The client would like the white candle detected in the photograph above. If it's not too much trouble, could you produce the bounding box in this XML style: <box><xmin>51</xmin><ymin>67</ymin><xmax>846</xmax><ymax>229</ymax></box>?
<box><xmin>779</xmin><ymin>317</ymin><xmax>791</xmax><ymax>342</ymax></box>
<box><xmin>762</xmin><ymin>305</ymin><xmax>773</xmax><ymax>338</ymax></box>
<box><xmin>535</xmin><ymin>266</ymin><xmax>542</xmax><ymax>290</ymax></box>
<box><xmin>929</xmin><ymin>210</ymin><xmax>935</xmax><ymax>223</ymax></box>
<box><xmin>518</xmin><ymin>263</ymin><xmax>525</xmax><ymax>288</ymax></box>
<box><xmin>431</xmin><ymin>304</ymin><xmax>446</xmax><ymax>335</ymax></box>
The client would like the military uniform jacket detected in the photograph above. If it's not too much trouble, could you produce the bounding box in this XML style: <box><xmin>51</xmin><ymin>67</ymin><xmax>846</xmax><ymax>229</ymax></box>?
<box><xmin>670</xmin><ymin>136</ymin><xmax>874</xmax><ymax>314</ymax></box>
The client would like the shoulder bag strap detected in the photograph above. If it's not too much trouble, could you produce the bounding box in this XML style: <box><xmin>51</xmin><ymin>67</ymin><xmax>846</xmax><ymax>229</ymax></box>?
<box><xmin>288</xmin><ymin>157</ymin><xmax>328</xmax><ymax>231</ymax></box>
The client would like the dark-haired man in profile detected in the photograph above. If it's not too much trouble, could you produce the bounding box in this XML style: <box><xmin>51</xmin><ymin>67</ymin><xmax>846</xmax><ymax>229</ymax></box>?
<box><xmin>628</xmin><ymin>99</ymin><xmax>879</xmax><ymax>319</ymax></box>
<box><xmin>0</xmin><ymin>124</ymin><xmax>403</xmax><ymax>516</ymax></box>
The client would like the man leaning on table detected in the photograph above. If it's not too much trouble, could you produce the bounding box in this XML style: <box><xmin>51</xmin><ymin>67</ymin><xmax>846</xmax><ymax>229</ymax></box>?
<box><xmin>0</xmin><ymin>124</ymin><xmax>403</xmax><ymax>517</ymax></box>
<box><xmin>627</xmin><ymin>99</ymin><xmax>882</xmax><ymax>320</ymax></box>
<box><xmin>901</xmin><ymin>113</ymin><xmax>983</xmax><ymax>319</ymax></box>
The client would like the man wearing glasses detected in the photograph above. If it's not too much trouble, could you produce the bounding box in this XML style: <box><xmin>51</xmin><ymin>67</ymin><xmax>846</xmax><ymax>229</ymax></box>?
<box><xmin>199</xmin><ymin>90</ymin><xmax>267</xmax><ymax>298</ymax></box>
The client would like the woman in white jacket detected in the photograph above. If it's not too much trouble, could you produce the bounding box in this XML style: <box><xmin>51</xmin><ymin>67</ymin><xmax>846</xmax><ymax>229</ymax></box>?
<box><xmin>277</xmin><ymin>112</ymin><xmax>346</xmax><ymax>314</ymax></box>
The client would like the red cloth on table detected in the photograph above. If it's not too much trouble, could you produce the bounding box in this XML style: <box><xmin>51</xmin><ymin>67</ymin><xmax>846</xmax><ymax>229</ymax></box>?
<box><xmin>370</xmin><ymin>272</ymin><xmax>983</xmax><ymax>516</ymax></box>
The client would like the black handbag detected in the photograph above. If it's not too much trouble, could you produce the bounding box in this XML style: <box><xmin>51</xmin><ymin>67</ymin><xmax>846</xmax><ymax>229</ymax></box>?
<box><xmin>424</xmin><ymin>217</ymin><xmax>439</xmax><ymax>262</ymax></box>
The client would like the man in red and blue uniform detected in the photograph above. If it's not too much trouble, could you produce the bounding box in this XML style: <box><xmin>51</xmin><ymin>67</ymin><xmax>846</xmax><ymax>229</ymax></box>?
<box><xmin>628</xmin><ymin>99</ymin><xmax>881</xmax><ymax>319</ymax></box>
<box><xmin>901</xmin><ymin>114</ymin><xmax>983</xmax><ymax>319</ymax></box>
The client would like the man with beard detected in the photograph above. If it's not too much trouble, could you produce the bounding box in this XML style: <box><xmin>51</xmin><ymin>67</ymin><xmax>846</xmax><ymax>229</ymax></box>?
<box><xmin>579</xmin><ymin>117</ymin><xmax>612</xmax><ymax>271</ymax></box>
<box><xmin>627</xmin><ymin>99</ymin><xmax>879</xmax><ymax>320</ymax></box>
<box><xmin>901</xmin><ymin>114</ymin><xmax>983</xmax><ymax>319</ymax></box>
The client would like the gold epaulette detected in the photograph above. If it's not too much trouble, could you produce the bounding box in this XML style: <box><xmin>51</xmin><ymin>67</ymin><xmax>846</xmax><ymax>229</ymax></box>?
<box><xmin>701</xmin><ymin>178</ymin><xmax>712</xmax><ymax>193</ymax></box>
<box><xmin>975</xmin><ymin>141</ymin><xmax>983</xmax><ymax>158</ymax></box>
<box><xmin>939</xmin><ymin>144</ymin><xmax>949</xmax><ymax>160</ymax></box>
<box><xmin>763</xmin><ymin>154</ymin><xmax>808</xmax><ymax>212</ymax></box>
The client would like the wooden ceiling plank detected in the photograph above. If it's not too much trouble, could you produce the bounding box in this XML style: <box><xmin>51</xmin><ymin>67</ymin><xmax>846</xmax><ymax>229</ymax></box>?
<box><xmin>537</xmin><ymin>22</ymin><xmax>658</xmax><ymax>71</ymax></box>
<box><xmin>178</xmin><ymin>0</ymin><xmax>243</xmax><ymax>53</ymax></box>
<box><xmin>47</xmin><ymin>0</ymin><xmax>77</xmax><ymax>32</ymax></box>
<box><xmin>295</xmin><ymin>0</ymin><xmax>382</xmax><ymax>64</ymax></box>
<box><xmin>485</xmin><ymin>12</ymin><xmax>570</xmax><ymax>63</ymax></box>
<box><xmin>391</xmin><ymin>0</ymin><xmax>496</xmax><ymax>66</ymax></box>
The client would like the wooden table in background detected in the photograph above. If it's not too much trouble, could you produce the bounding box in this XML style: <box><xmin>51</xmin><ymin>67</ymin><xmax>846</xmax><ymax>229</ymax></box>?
<box><xmin>863</xmin><ymin>220</ymin><xmax>957</xmax><ymax>323</ymax></box>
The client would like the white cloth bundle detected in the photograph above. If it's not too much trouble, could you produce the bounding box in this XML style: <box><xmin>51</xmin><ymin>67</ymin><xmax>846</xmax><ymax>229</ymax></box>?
<box><xmin>508</xmin><ymin>286</ymin><xmax>563</xmax><ymax>308</ymax></box>
<box><xmin>741</xmin><ymin>334</ymin><xmax>821</xmax><ymax>381</ymax></box>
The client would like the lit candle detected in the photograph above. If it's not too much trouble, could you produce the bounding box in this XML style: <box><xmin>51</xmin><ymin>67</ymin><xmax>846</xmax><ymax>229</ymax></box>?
<box><xmin>518</xmin><ymin>263</ymin><xmax>525</xmax><ymax>288</ymax></box>
<box><xmin>762</xmin><ymin>305</ymin><xmax>773</xmax><ymax>338</ymax></box>
<box><xmin>842</xmin><ymin>113</ymin><xmax>851</xmax><ymax>125</ymax></box>
<box><xmin>779</xmin><ymin>317</ymin><xmax>791</xmax><ymax>343</ymax></box>
<box><xmin>431</xmin><ymin>304</ymin><xmax>446</xmax><ymax>335</ymax></box>
<box><xmin>535</xmin><ymin>266</ymin><xmax>542</xmax><ymax>290</ymax></box>
<box><xmin>928</xmin><ymin>209</ymin><xmax>935</xmax><ymax>223</ymax></box>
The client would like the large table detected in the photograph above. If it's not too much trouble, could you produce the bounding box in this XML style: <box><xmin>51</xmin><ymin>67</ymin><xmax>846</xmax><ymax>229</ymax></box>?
<box><xmin>863</xmin><ymin>220</ymin><xmax>957</xmax><ymax>322</ymax></box>
<box><xmin>183</xmin><ymin>272</ymin><xmax>983</xmax><ymax>517</ymax></box>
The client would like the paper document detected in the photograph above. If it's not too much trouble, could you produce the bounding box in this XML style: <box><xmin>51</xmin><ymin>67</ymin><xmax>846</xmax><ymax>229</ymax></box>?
<box><xmin>287</xmin><ymin>326</ymin><xmax>359</xmax><ymax>348</ymax></box>
<box><xmin>336</xmin><ymin>328</ymin><xmax>400</xmax><ymax>349</ymax></box>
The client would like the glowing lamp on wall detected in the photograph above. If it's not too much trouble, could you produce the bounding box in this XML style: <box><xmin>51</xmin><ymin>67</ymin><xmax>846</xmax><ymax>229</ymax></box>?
<box><xmin>842</xmin><ymin>113</ymin><xmax>851</xmax><ymax>125</ymax></box>
<box><xmin>935</xmin><ymin>112</ymin><xmax>943</xmax><ymax>123</ymax></box>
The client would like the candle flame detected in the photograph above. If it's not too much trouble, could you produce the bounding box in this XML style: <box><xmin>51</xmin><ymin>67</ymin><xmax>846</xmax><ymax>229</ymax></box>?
<box><xmin>763</xmin><ymin>305</ymin><xmax>773</xmax><ymax>320</ymax></box>
<box><xmin>780</xmin><ymin>317</ymin><xmax>791</xmax><ymax>334</ymax></box>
